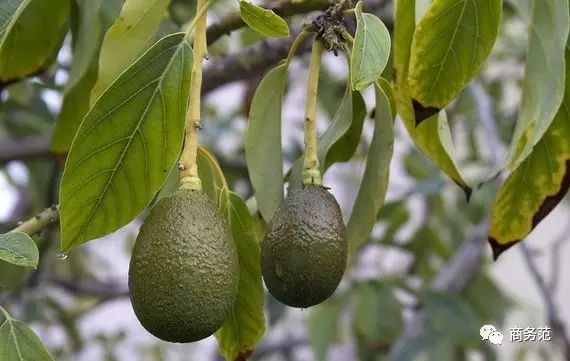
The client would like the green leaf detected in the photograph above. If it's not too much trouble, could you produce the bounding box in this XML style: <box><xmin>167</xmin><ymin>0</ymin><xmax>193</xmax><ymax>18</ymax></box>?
<box><xmin>52</xmin><ymin>64</ymin><xmax>99</xmax><ymax>154</ymax></box>
<box><xmin>238</xmin><ymin>1</ymin><xmax>289</xmax><ymax>38</ymax></box>
<box><xmin>489</xmin><ymin>47</ymin><xmax>570</xmax><ymax>259</ymax></box>
<box><xmin>465</xmin><ymin>273</ymin><xmax>511</xmax><ymax>324</ymax></box>
<box><xmin>52</xmin><ymin>0</ymin><xmax>106</xmax><ymax>153</ymax></box>
<box><xmin>90</xmin><ymin>0</ymin><xmax>172</xmax><ymax>103</ymax></box>
<box><xmin>351</xmin><ymin>1</ymin><xmax>391</xmax><ymax>91</ymax></box>
<box><xmin>0</xmin><ymin>232</ymin><xmax>39</xmax><ymax>269</ymax></box>
<box><xmin>347</xmin><ymin>81</ymin><xmax>394</xmax><ymax>253</ymax></box>
<box><xmin>59</xmin><ymin>33</ymin><xmax>193</xmax><ymax>250</ymax></box>
<box><xmin>216</xmin><ymin>189</ymin><xmax>265</xmax><ymax>361</ymax></box>
<box><xmin>322</xmin><ymin>90</ymin><xmax>367</xmax><ymax>169</ymax></box>
<box><xmin>503</xmin><ymin>0</ymin><xmax>569</xmax><ymax>170</ymax></box>
<box><xmin>197</xmin><ymin>145</ymin><xmax>227</xmax><ymax>207</ymax></box>
<box><xmin>290</xmin><ymin>85</ymin><xmax>367</xmax><ymax>188</ymax></box>
<box><xmin>408</xmin><ymin>0</ymin><xmax>503</xmax><ymax>110</ymax></box>
<box><xmin>68</xmin><ymin>0</ymin><xmax>103</xmax><ymax>90</ymax></box>
<box><xmin>0</xmin><ymin>309</ymin><xmax>54</xmax><ymax>361</ymax></box>
<box><xmin>393</xmin><ymin>0</ymin><xmax>471</xmax><ymax>199</ymax></box>
<box><xmin>306</xmin><ymin>298</ymin><xmax>345</xmax><ymax>361</ymax></box>
<box><xmin>420</xmin><ymin>290</ymin><xmax>480</xmax><ymax>347</ymax></box>
<box><xmin>353</xmin><ymin>282</ymin><xmax>402</xmax><ymax>345</ymax></box>
<box><xmin>0</xmin><ymin>0</ymin><xmax>70</xmax><ymax>86</ymax></box>
<box><xmin>246</xmin><ymin>64</ymin><xmax>288</xmax><ymax>222</ymax></box>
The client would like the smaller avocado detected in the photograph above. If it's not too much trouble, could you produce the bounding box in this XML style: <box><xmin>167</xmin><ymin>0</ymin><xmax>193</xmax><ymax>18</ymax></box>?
<box><xmin>261</xmin><ymin>185</ymin><xmax>347</xmax><ymax>308</ymax></box>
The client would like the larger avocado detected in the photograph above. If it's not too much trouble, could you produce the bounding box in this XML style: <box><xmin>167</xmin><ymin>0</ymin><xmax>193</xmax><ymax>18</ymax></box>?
<box><xmin>128</xmin><ymin>189</ymin><xmax>239</xmax><ymax>343</ymax></box>
<box><xmin>261</xmin><ymin>185</ymin><xmax>347</xmax><ymax>308</ymax></box>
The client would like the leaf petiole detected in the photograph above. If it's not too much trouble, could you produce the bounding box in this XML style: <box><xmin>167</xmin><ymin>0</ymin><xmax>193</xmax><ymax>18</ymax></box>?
<box><xmin>285</xmin><ymin>30</ymin><xmax>310</xmax><ymax>66</ymax></box>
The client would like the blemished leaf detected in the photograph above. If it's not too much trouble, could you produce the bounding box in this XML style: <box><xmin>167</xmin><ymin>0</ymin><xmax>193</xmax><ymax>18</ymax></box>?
<box><xmin>503</xmin><ymin>0</ymin><xmax>569</xmax><ymax>170</ymax></box>
<box><xmin>0</xmin><ymin>232</ymin><xmax>39</xmax><ymax>269</ymax></box>
<box><xmin>408</xmin><ymin>0</ymin><xmax>502</xmax><ymax>113</ymax></box>
<box><xmin>246</xmin><ymin>63</ymin><xmax>288</xmax><ymax>222</ymax></box>
<box><xmin>306</xmin><ymin>298</ymin><xmax>345</xmax><ymax>361</ymax></box>
<box><xmin>489</xmin><ymin>48</ymin><xmax>570</xmax><ymax>259</ymax></box>
<box><xmin>290</xmin><ymin>86</ymin><xmax>366</xmax><ymax>188</ymax></box>
<box><xmin>351</xmin><ymin>1</ymin><xmax>391</xmax><ymax>91</ymax></box>
<box><xmin>347</xmin><ymin>81</ymin><xmax>394</xmax><ymax>253</ymax></box>
<box><xmin>0</xmin><ymin>0</ymin><xmax>70</xmax><ymax>86</ymax></box>
<box><xmin>216</xmin><ymin>189</ymin><xmax>265</xmax><ymax>361</ymax></box>
<box><xmin>420</xmin><ymin>290</ymin><xmax>480</xmax><ymax>347</ymax></box>
<box><xmin>353</xmin><ymin>282</ymin><xmax>402</xmax><ymax>345</ymax></box>
<box><xmin>197</xmin><ymin>145</ymin><xmax>227</xmax><ymax>207</ymax></box>
<box><xmin>239</xmin><ymin>1</ymin><xmax>289</xmax><ymax>38</ymax></box>
<box><xmin>52</xmin><ymin>0</ymin><xmax>106</xmax><ymax>153</ymax></box>
<box><xmin>393</xmin><ymin>0</ymin><xmax>471</xmax><ymax>199</ymax></box>
<box><xmin>90</xmin><ymin>0</ymin><xmax>172</xmax><ymax>103</ymax></box>
<box><xmin>0</xmin><ymin>308</ymin><xmax>54</xmax><ymax>361</ymax></box>
<box><xmin>59</xmin><ymin>33</ymin><xmax>193</xmax><ymax>250</ymax></box>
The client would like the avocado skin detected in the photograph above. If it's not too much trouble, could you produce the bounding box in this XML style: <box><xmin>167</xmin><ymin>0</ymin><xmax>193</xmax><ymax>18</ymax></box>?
<box><xmin>129</xmin><ymin>190</ymin><xmax>239</xmax><ymax>343</ymax></box>
<box><xmin>261</xmin><ymin>185</ymin><xmax>347</xmax><ymax>308</ymax></box>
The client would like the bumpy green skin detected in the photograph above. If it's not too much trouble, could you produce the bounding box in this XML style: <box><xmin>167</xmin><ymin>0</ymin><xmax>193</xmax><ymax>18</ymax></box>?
<box><xmin>129</xmin><ymin>190</ymin><xmax>239</xmax><ymax>343</ymax></box>
<box><xmin>262</xmin><ymin>185</ymin><xmax>347</xmax><ymax>308</ymax></box>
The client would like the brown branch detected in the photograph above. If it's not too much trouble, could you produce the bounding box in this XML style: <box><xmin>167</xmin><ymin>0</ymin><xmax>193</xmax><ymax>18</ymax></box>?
<box><xmin>203</xmin><ymin>0</ymin><xmax>392</xmax><ymax>93</ymax></box>
<box><xmin>0</xmin><ymin>135</ymin><xmax>52</xmax><ymax>165</ymax></box>
<box><xmin>205</xmin><ymin>0</ymin><xmax>331</xmax><ymax>45</ymax></box>
<box><xmin>205</xmin><ymin>0</ymin><xmax>391</xmax><ymax>46</ymax></box>
<box><xmin>52</xmin><ymin>278</ymin><xmax>129</xmax><ymax>302</ymax></box>
<box><xmin>203</xmin><ymin>29</ymin><xmax>311</xmax><ymax>93</ymax></box>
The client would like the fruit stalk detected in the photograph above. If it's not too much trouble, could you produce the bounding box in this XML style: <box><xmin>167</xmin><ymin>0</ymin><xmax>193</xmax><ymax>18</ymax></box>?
<box><xmin>302</xmin><ymin>38</ymin><xmax>324</xmax><ymax>186</ymax></box>
<box><xmin>179</xmin><ymin>0</ymin><xmax>209</xmax><ymax>191</ymax></box>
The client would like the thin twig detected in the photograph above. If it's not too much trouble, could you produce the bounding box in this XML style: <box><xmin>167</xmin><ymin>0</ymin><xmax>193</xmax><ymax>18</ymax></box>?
<box><xmin>549</xmin><ymin>223</ymin><xmax>570</xmax><ymax>293</ymax></box>
<box><xmin>11</xmin><ymin>205</ymin><xmax>59</xmax><ymax>236</ymax></box>
<box><xmin>520</xmin><ymin>243</ymin><xmax>570</xmax><ymax>358</ymax></box>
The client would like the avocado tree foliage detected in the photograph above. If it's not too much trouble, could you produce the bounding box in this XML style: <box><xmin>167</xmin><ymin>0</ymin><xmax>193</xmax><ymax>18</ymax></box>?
<box><xmin>0</xmin><ymin>0</ymin><xmax>569</xmax><ymax>360</ymax></box>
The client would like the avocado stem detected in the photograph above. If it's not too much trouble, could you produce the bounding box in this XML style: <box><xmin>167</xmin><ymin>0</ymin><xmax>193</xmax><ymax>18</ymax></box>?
<box><xmin>302</xmin><ymin>38</ymin><xmax>324</xmax><ymax>186</ymax></box>
<box><xmin>179</xmin><ymin>0</ymin><xmax>209</xmax><ymax>192</ymax></box>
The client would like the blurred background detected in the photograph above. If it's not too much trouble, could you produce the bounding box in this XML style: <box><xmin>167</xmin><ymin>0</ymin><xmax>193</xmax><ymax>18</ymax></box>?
<box><xmin>1</xmin><ymin>0</ymin><xmax>569</xmax><ymax>360</ymax></box>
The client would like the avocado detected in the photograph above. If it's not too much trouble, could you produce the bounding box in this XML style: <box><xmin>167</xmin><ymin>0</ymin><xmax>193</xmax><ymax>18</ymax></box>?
<box><xmin>261</xmin><ymin>185</ymin><xmax>347</xmax><ymax>308</ymax></box>
<box><xmin>128</xmin><ymin>189</ymin><xmax>239</xmax><ymax>343</ymax></box>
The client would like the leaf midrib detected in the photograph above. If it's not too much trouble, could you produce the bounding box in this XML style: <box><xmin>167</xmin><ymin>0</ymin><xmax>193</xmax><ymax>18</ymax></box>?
<box><xmin>426</xmin><ymin>0</ymin><xmax>468</xmax><ymax>97</ymax></box>
<box><xmin>67</xmin><ymin>40</ymin><xmax>187</xmax><ymax>248</ymax></box>
<box><xmin>0</xmin><ymin>0</ymin><xmax>31</xmax><ymax>50</ymax></box>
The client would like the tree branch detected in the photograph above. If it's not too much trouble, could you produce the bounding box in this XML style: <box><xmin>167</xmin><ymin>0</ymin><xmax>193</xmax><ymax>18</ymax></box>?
<box><xmin>203</xmin><ymin>0</ymin><xmax>392</xmax><ymax>93</ymax></box>
<box><xmin>520</xmin><ymin>243</ymin><xmax>570</xmax><ymax>358</ymax></box>
<box><xmin>205</xmin><ymin>0</ymin><xmax>331</xmax><ymax>45</ymax></box>
<box><xmin>0</xmin><ymin>136</ymin><xmax>53</xmax><ymax>165</ymax></box>
<box><xmin>52</xmin><ymin>278</ymin><xmax>129</xmax><ymax>302</ymax></box>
